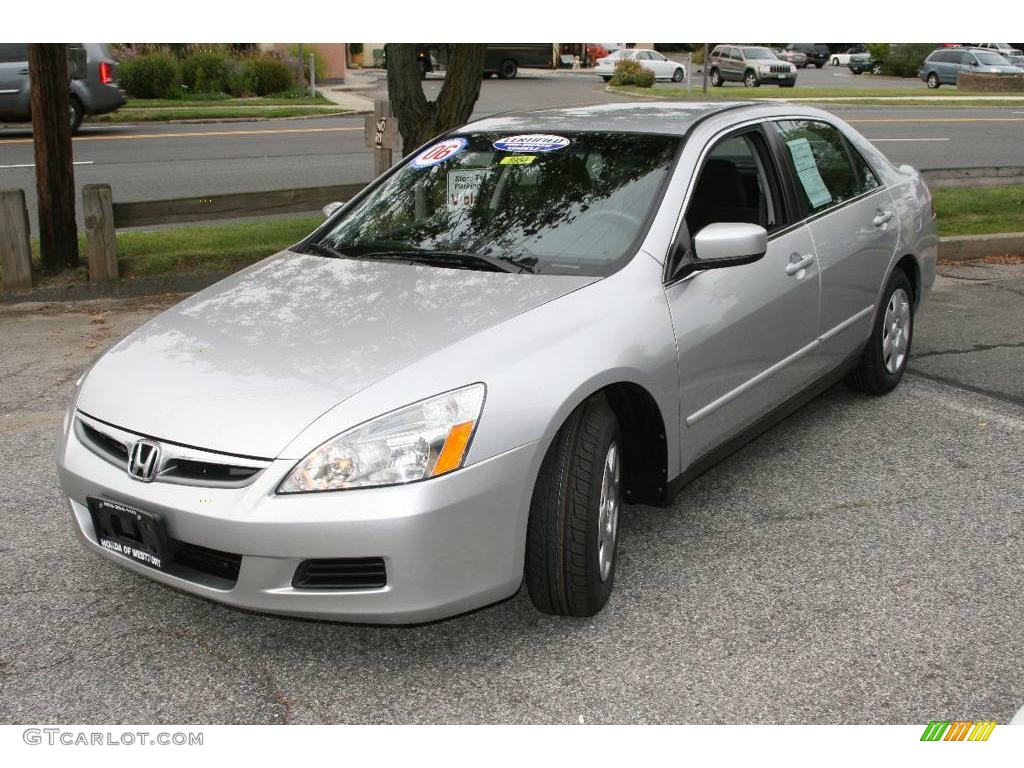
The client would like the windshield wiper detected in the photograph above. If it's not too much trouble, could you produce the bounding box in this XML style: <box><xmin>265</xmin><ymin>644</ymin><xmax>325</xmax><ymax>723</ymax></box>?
<box><xmin>302</xmin><ymin>241</ymin><xmax>352</xmax><ymax>260</ymax></box>
<box><xmin>351</xmin><ymin>248</ymin><xmax>533</xmax><ymax>274</ymax></box>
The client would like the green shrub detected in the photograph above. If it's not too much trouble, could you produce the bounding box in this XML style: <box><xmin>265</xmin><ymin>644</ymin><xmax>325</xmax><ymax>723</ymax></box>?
<box><xmin>180</xmin><ymin>48</ymin><xmax>232</xmax><ymax>94</ymax></box>
<box><xmin>120</xmin><ymin>50</ymin><xmax>181</xmax><ymax>98</ymax></box>
<box><xmin>288</xmin><ymin>45</ymin><xmax>327</xmax><ymax>83</ymax></box>
<box><xmin>881</xmin><ymin>44</ymin><xmax>939</xmax><ymax>77</ymax></box>
<box><xmin>227</xmin><ymin>54</ymin><xmax>296</xmax><ymax>97</ymax></box>
<box><xmin>610</xmin><ymin>59</ymin><xmax>655</xmax><ymax>87</ymax></box>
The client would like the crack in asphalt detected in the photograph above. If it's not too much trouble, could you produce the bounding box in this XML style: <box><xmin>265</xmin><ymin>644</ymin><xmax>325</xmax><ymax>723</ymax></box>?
<box><xmin>913</xmin><ymin>340</ymin><xmax>1024</xmax><ymax>359</ymax></box>
<box><xmin>906</xmin><ymin>369</ymin><xmax>1024</xmax><ymax>409</ymax></box>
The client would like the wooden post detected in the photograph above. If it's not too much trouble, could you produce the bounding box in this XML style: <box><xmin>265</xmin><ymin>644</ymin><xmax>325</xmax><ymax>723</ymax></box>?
<box><xmin>0</xmin><ymin>189</ymin><xmax>33</xmax><ymax>290</ymax></box>
<box><xmin>28</xmin><ymin>43</ymin><xmax>79</xmax><ymax>273</ymax></box>
<box><xmin>82</xmin><ymin>184</ymin><xmax>117</xmax><ymax>283</ymax></box>
<box><xmin>364</xmin><ymin>98</ymin><xmax>398</xmax><ymax>177</ymax></box>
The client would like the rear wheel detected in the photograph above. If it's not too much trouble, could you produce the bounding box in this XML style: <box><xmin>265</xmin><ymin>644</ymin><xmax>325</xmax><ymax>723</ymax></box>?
<box><xmin>69</xmin><ymin>95</ymin><xmax>83</xmax><ymax>133</ymax></box>
<box><xmin>710</xmin><ymin>67</ymin><xmax>723</xmax><ymax>87</ymax></box>
<box><xmin>832</xmin><ymin>56</ymin><xmax>840</xmax><ymax>66</ymax></box>
<box><xmin>871</xmin><ymin>62</ymin><xmax>883</xmax><ymax>75</ymax></box>
<box><xmin>497</xmin><ymin>59</ymin><xmax>518</xmax><ymax>79</ymax></box>
<box><xmin>525</xmin><ymin>395</ymin><xmax>622</xmax><ymax>617</ymax></box>
<box><xmin>926</xmin><ymin>72</ymin><xmax>940</xmax><ymax>88</ymax></box>
<box><xmin>743</xmin><ymin>70</ymin><xmax>760</xmax><ymax>87</ymax></box>
<box><xmin>815</xmin><ymin>62</ymin><xmax>824</xmax><ymax>69</ymax></box>
<box><xmin>672</xmin><ymin>67</ymin><xmax>684</xmax><ymax>82</ymax></box>
<box><xmin>846</xmin><ymin>269</ymin><xmax>914</xmax><ymax>395</ymax></box>
<box><xmin>601</xmin><ymin>75</ymin><xmax>611</xmax><ymax>82</ymax></box>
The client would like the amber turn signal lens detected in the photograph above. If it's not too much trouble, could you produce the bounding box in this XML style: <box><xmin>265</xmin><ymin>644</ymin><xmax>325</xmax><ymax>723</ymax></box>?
<box><xmin>430</xmin><ymin>420</ymin><xmax>476</xmax><ymax>477</ymax></box>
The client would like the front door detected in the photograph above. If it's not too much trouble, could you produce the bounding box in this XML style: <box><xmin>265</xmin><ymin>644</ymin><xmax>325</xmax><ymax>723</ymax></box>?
<box><xmin>664</xmin><ymin>129</ymin><xmax>822</xmax><ymax>468</ymax></box>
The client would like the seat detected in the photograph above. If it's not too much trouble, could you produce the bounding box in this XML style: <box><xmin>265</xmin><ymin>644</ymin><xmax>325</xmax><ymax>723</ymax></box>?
<box><xmin>686</xmin><ymin>158</ymin><xmax>761</xmax><ymax>235</ymax></box>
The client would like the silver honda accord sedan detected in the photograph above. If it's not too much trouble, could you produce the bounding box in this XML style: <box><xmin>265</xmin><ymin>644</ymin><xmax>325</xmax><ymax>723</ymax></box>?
<box><xmin>56</xmin><ymin>102</ymin><xmax>937</xmax><ymax>623</ymax></box>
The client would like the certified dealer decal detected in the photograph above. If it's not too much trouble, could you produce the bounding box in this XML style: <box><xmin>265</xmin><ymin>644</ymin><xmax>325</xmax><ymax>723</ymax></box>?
<box><xmin>411</xmin><ymin>137</ymin><xmax>468</xmax><ymax>169</ymax></box>
<box><xmin>494</xmin><ymin>134</ymin><xmax>570</xmax><ymax>153</ymax></box>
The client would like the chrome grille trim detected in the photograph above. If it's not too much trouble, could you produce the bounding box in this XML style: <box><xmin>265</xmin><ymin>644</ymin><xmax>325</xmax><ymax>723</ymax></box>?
<box><xmin>75</xmin><ymin>411</ymin><xmax>272</xmax><ymax>489</ymax></box>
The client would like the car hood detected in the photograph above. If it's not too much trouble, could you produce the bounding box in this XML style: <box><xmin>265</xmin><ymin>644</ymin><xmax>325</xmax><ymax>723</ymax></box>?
<box><xmin>77</xmin><ymin>251</ymin><xmax>595</xmax><ymax>458</ymax></box>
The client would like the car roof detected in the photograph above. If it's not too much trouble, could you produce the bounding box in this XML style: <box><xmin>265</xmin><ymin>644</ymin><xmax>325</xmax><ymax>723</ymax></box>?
<box><xmin>460</xmin><ymin>102</ymin><xmax>758</xmax><ymax>137</ymax></box>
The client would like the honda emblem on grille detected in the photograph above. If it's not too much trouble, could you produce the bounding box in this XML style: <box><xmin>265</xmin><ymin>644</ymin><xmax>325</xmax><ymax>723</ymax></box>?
<box><xmin>128</xmin><ymin>439</ymin><xmax>161</xmax><ymax>482</ymax></box>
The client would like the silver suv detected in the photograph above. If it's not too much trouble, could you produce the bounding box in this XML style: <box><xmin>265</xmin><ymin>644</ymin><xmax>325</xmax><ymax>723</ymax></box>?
<box><xmin>0</xmin><ymin>43</ymin><xmax>125</xmax><ymax>132</ymax></box>
<box><xmin>708</xmin><ymin>45</ymin><xmax>797</xmax><ymax>88</ymax></box>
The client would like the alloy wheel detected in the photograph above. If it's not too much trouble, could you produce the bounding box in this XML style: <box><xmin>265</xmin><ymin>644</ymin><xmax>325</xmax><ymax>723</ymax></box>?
<box><xmin>882</xmin><ymin>288</ymin><xmax>911</xmax><ymax>374</ymax></box>
<box><xmin>597</xmin><ymin>442</ymin><xmax>621</xmax><ymax>582</ymax></box>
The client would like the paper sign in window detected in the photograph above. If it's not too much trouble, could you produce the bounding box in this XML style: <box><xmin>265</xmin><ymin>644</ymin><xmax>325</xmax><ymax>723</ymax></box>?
<box><xmin>447</xmin><ymin>169</ymin><xmax>487</xmax><ymax>212</ymax></box>
<box><xmin>786</xmin><ymin>138</ymin><xmax>833</xmax><ymax>209</ymax></box>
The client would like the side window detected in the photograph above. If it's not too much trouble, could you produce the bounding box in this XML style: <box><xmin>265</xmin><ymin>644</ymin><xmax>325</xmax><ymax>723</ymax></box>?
<box><xmin>0</xmin><ymin>44</ymin><xmax>28</xmax><ymax>63</ymax></box>
<box><xmin>637</xmin><ymin>51</ymin><xmax>651</xmax><ymax>60</ymax></box>
<box><xmin>729</xmin><ymin>49</ymin><xmax>742</xmax><ymax>61</ymax></box>
<box><xmin>710</xmin><ymin>47</ymin><xmax>722</xmax><ymax>58</ymax></box>
<box><xmin>774</xmin><ymin>120</ymin><xmax>874</xmax><ymax>213</ymax></box>
<box><xmin>650</xmin><ymin>51</ymin><xmax>666</xmax><ymax>61</ymax></box>
<box><xmin>684</xmin><ymin>131</ymin><xmax>785</xmax><ymax>239</ymax></box>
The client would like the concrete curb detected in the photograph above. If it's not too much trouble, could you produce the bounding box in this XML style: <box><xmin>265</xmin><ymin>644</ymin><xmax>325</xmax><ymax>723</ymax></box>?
<box><xmin>87</xmin><ymin>111</ymin><xmax>359</xmax><ymax>128</ymax></box>
<box><xmin>939</xmin><ymin>232</ymin><xmax>1024</xmax><ymax>261</ymax></box>
<box><xmin>1</xmin><ymin>271</ymin><xmax>233</xmax><ymax>306</ymax></box>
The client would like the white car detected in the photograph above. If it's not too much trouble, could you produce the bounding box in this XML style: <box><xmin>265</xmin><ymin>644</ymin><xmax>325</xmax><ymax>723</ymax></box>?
<box><xmin>831</xmin><ymin>48</ymin><xmax>866</xmax><ymax>66</ymax></box>
<box><xmin>595</xmin><ymin>48</ymin><xmax>687</xmax><ymax>82</ymax></box>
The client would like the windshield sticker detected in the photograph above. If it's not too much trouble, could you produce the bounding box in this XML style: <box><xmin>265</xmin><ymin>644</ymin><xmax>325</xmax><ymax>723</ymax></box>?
<box><xmin>786</xmin><ymin>137</ymin><xmax>833</xmax><ymax>209</ymax></box>
<box><xmin>447</xmin><ymin>169</ymin><xmax>488</xmax><ymax>212</ymax></box>
<box><xmin>499</xmin><ymin>155</ymin><xmax>537</xmax><ymax>165</ymax></box>
<box><xmin>412</xmin><ymin>137</ymin><xmax>468</xmax><ymax>169</ymax></box>
<box><xmin>493</xmin><ymin>134</ymin><xmax>570</xmax><ymax>153</ymax></box>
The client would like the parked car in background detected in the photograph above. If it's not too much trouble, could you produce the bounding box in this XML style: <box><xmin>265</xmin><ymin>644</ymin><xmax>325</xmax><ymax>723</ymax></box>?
<box><xmin>595</xmin><ymin>48</ymin><xmax>686</xmax><ymax>82</ymax></box>
<box><xmin>0</xmin><ymin>42</ymin><xmax>124</xmax><ymax>132</ymax></box>
<box><xmin>785</xmin><ymin>43</ymin><xmax>830</xmax><ymax>68</ymax></box>
<box><xmin>831</xmin><ymin>45</ymin><xmax>867</xmax><ymax>66</ymax></box>
<box><xmin>848</xmin><ymin>51</ymin><xmax>883</xmax><ymax>75</ymax></box>
<box><xmin>709</xmin><ymin>45</ymin><xmax>797</xmax><ymax>87</ymax></box>
<box><xmin>969</xmin><ymin>43</ymin><xmax>1024</xmax><ymax>67</ymax></box>
<box><xmin>57</xmin><ymin>101</ymin><xmax>937</xmax><ymax>623</ymax></box>
<box><xmin>920</xmin><ymin>47</ymin><xmax>1024</xmax><ymax>87</ymax></box>
<box><xmin>776</xmin><ymin>49</ymin><xmax>808</xmax><ymax>68</ymax></box>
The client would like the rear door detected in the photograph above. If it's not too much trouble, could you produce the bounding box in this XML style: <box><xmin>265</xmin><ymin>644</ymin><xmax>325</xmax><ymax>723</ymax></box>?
<box><xmin>664</xmin><ymin>127</ymin><xmax>822</xmax><ymax>467</ymax></box>
<box><xmin>770</xmin><ymin>119</ymin><xmax>898</xmax><ymax>371</ymax></box>
<box><xmin>0</xmin><ymin>43</ymin><xmax>29</xmax><ymax>119</ymax></box>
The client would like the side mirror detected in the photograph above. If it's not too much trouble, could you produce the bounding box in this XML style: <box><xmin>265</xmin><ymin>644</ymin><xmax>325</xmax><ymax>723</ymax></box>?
<box><xmin>693</xmin><ymin>222</ymin><xmax>768</xmax><ymax>267</ymax></box>
<box><xmin>322</xmin><ymin>201</ymin><xmax>344</xmax><ymax>219</ymax></box>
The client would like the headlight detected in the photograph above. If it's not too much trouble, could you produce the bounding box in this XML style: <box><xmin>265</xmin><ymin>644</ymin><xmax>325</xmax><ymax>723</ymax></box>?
<box><xmin>278</xmin><ymin>383</ymin><xmax>486</xmax><ymax>493</ymax></box>
<box><xmin>759</xmin><ymin>63</ymin><xmax>772</xmax><ymax>72</ymax></box>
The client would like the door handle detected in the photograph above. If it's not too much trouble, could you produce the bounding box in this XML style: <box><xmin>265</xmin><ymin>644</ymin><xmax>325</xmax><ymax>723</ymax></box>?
<box><xmin>873</xmin><ymin>209</ymin><xmax>894</xmax><ymax>227</ymax></box>
<box><xmin>786</xmin><ymin>253</ymin><xmax>815</xmax><ymax>276</ymax></box>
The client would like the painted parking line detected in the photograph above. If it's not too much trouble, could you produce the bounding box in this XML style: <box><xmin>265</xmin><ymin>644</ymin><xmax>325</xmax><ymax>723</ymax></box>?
<box><xmin>870</xmin><ymin>138</ymin><xmax>950</xmax><ymax>142</ymax></box>
<box><xmin>0</xmin><ymin>125</ymin><xmax>363</xmax><ymax>146</ymax></box>
<box><xmin>0</xmin><ymin>160</ymin><xmax>94</xmax><ymax>169</ymax></box>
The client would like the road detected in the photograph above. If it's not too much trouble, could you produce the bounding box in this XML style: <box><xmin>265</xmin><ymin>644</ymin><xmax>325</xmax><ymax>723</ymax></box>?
<box><xmin>0</xmin><ymin>263</ymin><xmax>1022</xmax><ymax>723</ymax></box>
<box><xmin>1</xmin><ymin>70</ymin><xmax>1023</xmax><ymax>229</ymax></box>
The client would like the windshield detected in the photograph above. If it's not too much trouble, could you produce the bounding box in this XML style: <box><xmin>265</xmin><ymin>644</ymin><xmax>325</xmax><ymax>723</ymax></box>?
<box><xmin>311</xmin><ymin>132</ymin><xmax>680</xmax><ymax>276</ymax></box>
<box><xmin>974</xmin><ymin>51</ymin><xmax>1010</xmax><ymax>65</ymax></box>
<box><xmin>743</xmin><ymin>47</ymin><xmax>776</xmax><ymax>60</ymax></box>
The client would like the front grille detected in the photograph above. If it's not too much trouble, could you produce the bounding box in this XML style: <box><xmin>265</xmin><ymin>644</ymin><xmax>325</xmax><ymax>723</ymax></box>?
<box><xmin>171</xmin><ymin>541</ymin><xmax>242</xmax><ymax>585</ymax></box>
<box><xmin>79</xmin><ymin>420</ymin><xmax>130</xmax><ymax>465</ymax></box>
<box><xmin>769</xmin><ymin>64</ymin><xmax>790</xmax><ymax>74</ymax></box>
<box><xmin>75</xmin><ymin>412</ymin><xmax>270</xmax><ymax>488</ymax></box>
<box><xmin>292</xmin><ymin>558</ymin><xmax>387</xmax><ymax>590</ymax></box>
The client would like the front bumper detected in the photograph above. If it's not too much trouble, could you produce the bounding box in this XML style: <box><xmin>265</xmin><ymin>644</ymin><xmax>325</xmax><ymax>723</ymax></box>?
<box><xmin>57</xmin><ymin>414</ymin><xmax>545</xmax><ymax>624</ymax></box>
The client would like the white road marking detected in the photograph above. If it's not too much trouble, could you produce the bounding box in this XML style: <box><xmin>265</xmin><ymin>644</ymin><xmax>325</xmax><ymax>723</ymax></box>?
<box><xmin>869</xmin><ymin>138</ymin><xmax>950</xmax><ymax>142</ymax></box>
<box><xmin>0</xmin><ymin>160</ymin><xmax>94</xmax><ymax>169</ymax></box>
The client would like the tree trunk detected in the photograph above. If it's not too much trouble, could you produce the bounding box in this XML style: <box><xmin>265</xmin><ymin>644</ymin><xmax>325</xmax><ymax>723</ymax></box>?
<box><xmin>29</xmin><ymin>43</ymin><xmax>79</xmax><ymax>273</ymax></box>
<box><xmin>385</xmin><ymin>44</ymin><xmax>487</xmax><ymax>156</ymax></box>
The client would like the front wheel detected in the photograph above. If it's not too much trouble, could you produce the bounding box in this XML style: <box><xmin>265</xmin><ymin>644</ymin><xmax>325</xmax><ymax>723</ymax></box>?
<box><xmin>743</xmin><ymin>70</ymin><xmax>760</xmax><ymax>87</ymax></box>
<box><xmin>525</xmin><ymin>395</ymin><xmax>622</xmax><ymax>617</ymax></box>
<box><xmin>871</xmin><ymin>62</ymin><xmax>883</xmax><ymax>76</ymax></box>
<box><xmin>601</xmin><ymin>75</ymin><xmax>611</xmax><ymax>82</ymax></box>
<box><xmin>846</xmin><ymin>269</ymin><xmax>914</xmax><ymax>395</ymax></box>
<box><xmin>672</xmin><ymin>67</ymin><xmax>684</xmax><ymax>82</ymax></box>
<box><xmin>926</xmin><ymin>72</ymin><xmax>940</xmax><ymax>88</ymax></box>
<box><xmin>69</xmin><ymin>95</ymin><xmax>84</xmax><ymax>133</ymax></box>
<box><xmin>497</xmin><ymin>59</ymin><xmax>518</xmax><ymax>79</ymax></box>
<box><xmin>815</xmin><ymin>62</ymin><xmax>824</xmax><ymax>69</ymax></box>
<box><xmin>710</xmin><ymin>68</ymin><xmax>723</xmax><ymax>87</ymax></box>
<box><xmin>832</xmin><ymin>57</ymin><xmax>840</xmax><ymax>66</ymax></box>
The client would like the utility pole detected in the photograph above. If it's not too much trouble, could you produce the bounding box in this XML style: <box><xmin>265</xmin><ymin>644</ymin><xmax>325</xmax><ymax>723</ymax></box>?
<box><xmin>28</xmin><ymin>43</ymin><xmax>79</xmax><ymax>272</ymax></box>
<box><xmin>702</xmin><ymin>43</ymin><xmax>709</xmax><ymax>93</ymax></box>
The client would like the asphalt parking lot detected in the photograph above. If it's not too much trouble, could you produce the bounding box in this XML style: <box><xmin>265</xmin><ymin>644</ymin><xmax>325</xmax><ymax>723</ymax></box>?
<box><xmin>0</xmin><ymin>264</ymin><xmax>1022</xmax><ymax>724</ymax></box>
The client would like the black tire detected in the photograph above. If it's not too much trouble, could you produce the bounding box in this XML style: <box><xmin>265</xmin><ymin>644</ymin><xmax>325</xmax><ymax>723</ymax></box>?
<box><xmin>602</xmin><ymin>76</ymin><xmax>611</xmax><ymax>83</ymax></box>
<box><xmin>846</xmin><ymin>269</ymin><xmax>914</xmax><ymax>395</ymax></box>
<box><xmin>851</xmin><ymin>69</ymin><xmax>862</xmax><ymax>75</ymax></box>
<box><xmin>926</xmin><ymin>72</ymin><xmax>940</xmax><ymax>89</ymax></box>
<box><xmin>672</xmin><ymin>67</ymin><xmax>684</xmax><ymax>82</ymax></box>
<box><xmin>815</xmin><ymin>62</ymin><xmax>824</xmax><ymax>69</ymax></box>
<box><xmin>710</xmin><ymin>67</ymin><xmax>723</xmax><ymax>87</ymax></box>
<box><xmin>497</xmin><ymin>59</ymin><xmax>518</xmax><ymax>79</ymax></box>
<box><xmin>871</xmin><ymin>62</ymin><xmax>883</xmax><ymax>76</ymax></box>
<box><xmin>743</xmin><ymin>70</ymin><xmax>760</xmax><ymax>87</ymax></box>
<box><xmin>69</xmin><ymin>95</ymin><xmax>83</xmax><ymax>133</ymax></box>
<box><xmin>483</xmin><ymin>72</ymin><xmax>495</xmax><ymax>79</ymax></box>
<box><xmin>525</xmin><ymin>395</ymin><xmax>622</xmax><ymax>617</ymax></box>
<box><xmin>832</xmin><ymin>57</ymin><xmax>840</xmax><ymax>66</ymax></box>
